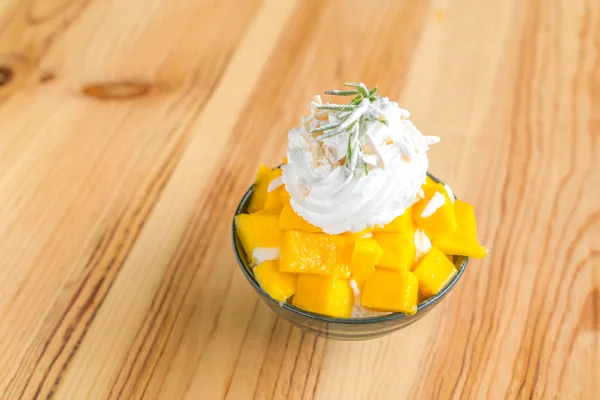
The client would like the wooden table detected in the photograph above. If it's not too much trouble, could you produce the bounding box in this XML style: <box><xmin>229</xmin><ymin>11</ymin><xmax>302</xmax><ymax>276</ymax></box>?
<box><xmin>0</xmin><ymin>0</ymin><xmax>598</xmax><ymax>398</ymax></box>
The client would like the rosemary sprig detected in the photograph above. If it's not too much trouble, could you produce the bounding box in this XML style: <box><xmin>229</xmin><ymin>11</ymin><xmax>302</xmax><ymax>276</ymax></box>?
<box><xmin>324</xmin><ymin>89</ymin><xmax>359</xmax><ymax>96</ymax></box>
<box><xmin>308</xmin><ymin>122</ymin><xmax>340</xmax><ymax>133</ymax></box>
<box><xmin>317</xmin><ymin>119</ymin><xmax>358</xmax><ymax>140</ymax></box>
<box><xmin>316</xmin><ymin>104</ymin><xmax>356</xmax><ymax>112</ymax></box>
<box><xmin>369</xmin><ymin>86</ymin><xmax>378</xmax><ymax>101</ymax></box>
<box><xmin>312</xmin><ymin>82</ymin><xmax>381</xmax><ymax>175</ymax></box>
<box><xmin>345</xmin><ymin>130</ymin><xmax>353</xmax><ymax>169</ymax></box>
<box><xmin>344</xmin><ymin>82</ymin><xmax>370</xmax><ymax>97</ymax></box>
<box><xmin>352</xmin><ymin>94</ymin><xmax>365</xmax><ymax>105</ymax></box>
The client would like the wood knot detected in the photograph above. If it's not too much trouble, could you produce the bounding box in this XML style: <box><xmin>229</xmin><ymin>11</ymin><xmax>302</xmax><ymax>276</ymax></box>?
<box><xmin>0</xmin><ymin>66</ymin><xmax>13</xmax><ymax>86</ymax></box>
<box><xmin>0</xmin><ymin>53</ymin><xmax>34</xmax><ymax>98</ymax></box>
<box><xmin>81</xmin><ymin>81</ymin><xmax>152</xmax><ymax>101</ymax></box>
<box><xmin>39</xmin><ymin>71</ymin><xmax>56</xmax><ymax>83</ymax></box>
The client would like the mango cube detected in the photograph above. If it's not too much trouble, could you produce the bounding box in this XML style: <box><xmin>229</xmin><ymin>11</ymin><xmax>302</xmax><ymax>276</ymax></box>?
<box><xmin>361</xmin><ymin>269</ymin><xmax>419</xmax><ymax>315</ymax></box>
<box><xmin>433</xmin><ymin>200</ymin><xmax>488</xmax><ymax>259</ymax></box>
<box><xmin>374</xmin><ymin>207</ymin><xmax>413</xmax><ymax>234</ymax></box>
<box><xmin>412</xmin><ymin>247</ymin><xmax>457</xmax><ymax>297</ymax></box>
<box><xmin>253</xmin><ymin>260</ymin><xmax>297</xmax><ymax>303</ymax></box>
<box><xmin>374</xmin><ymin>232</ymin><xmax>415</xmax><ymax>271</ymax></box>
<box><xmin>235</xmin><ymin>211</ymin><xmax>281</xmax><ymax>264</ymax></box>
<box><xmin>413</xmin><ymin>182</ymin><xmax>457</xmax><ymax>241</ymax></box>
<box><xmin>248</xmin><ymin>166</ymin><xmax>282</xmax><ymax>213</ymax></box>
<box><xmin>349</xmin><ymin>238</ymin><xmax>383</xmax><ymax>286</ymax></box>
<box><xmin>278</xmin><ymin>203</ymin><xmax>322</xmax><ymax>232</ymax></box>
<box><xmin>293</xmin><ymin>274</ymin><xmax>353</xmax><ymax>318</ymax></box>
<box><xmin>264</xmin><ymin>184</ymin><xmax>288</xmax><ymax>212</ymax></box>
<box><xmin>280</xmin><ymin>230</ymin><xmax>353</xmax><ymax>278</ymax></box>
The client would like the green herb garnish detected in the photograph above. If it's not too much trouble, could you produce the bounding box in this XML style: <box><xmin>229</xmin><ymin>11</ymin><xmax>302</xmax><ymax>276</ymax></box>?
<box><xmin>311</xmin><ymin>82</ymin><xmax>384</xmax><ymax>175</ymax></box>
<box><xmin>324</xmin><ymin>89</ymin><xmax>359</xmax><ymax>96</ymax></box>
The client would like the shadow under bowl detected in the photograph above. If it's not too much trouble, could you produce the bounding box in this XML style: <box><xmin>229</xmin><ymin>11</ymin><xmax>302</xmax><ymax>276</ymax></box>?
<box><xmin>232</xmin><ymin>172</ymin><xmax>468</xmax><ymax>340</ymax></box>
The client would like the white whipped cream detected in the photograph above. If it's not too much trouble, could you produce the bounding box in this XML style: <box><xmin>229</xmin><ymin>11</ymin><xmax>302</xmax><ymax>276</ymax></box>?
<box><xmin>252</xmin><ymin>247</ymin><xmax>280</xmax><ymax>264</ymax></box>
<box><xmin>282</xmin><ymin>89</ymin><xmax>438</xmax><ymax>234</ymax></box>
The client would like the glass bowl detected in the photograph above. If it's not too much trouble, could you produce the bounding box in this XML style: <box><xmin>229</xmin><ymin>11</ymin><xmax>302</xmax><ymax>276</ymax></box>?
<box><xmin>232</xmin><ymin>172</ymin><xmax>468</xmax><ymax>340</ymax></box>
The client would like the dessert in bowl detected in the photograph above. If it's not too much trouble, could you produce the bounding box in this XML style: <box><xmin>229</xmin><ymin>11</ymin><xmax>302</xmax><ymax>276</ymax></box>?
<box><xmin>232</xmin><ymin>83</ymin><xmax>487</xmax><ymax>340</ymax></box>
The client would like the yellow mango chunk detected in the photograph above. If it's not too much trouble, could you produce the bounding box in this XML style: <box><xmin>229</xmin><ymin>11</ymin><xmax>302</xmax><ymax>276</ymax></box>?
<box><xmin>374</xmin><ymin>232</ymin><xmax>415</xmax><ymax>271</ymax></box>
<box><xmin>264</xmin><ymin>185</ymin><xmax>287</xmax><ymax>212</ymax></box>
<box><xmin>235</xmin><ymin>211</ymin><xmax>281</xmax><ymax>264</ymax></box>
<box><xmin>374</xmin><ymin>207</ymin><xmax>413</xmax><ymax>234</ymax></box>
<box><xmin>349</xmin><ymin>238</ymin><xmax>383</xmax><ymax>287</ymax></box>
<box><xmin>248</xmin><ymin>166</ymin><xmax>282</xmax><ymax>213</ymax></box>
<box><xmin>425</xmin><ymin>175</ymin><xmax>435</xmax><ymax>186</ymax></box>
<box><xmin>280</xmin><ymin>231</ymin><xmax>353</xmax><ymax>278</ymax></box>
<box><xmin>278</xmin><ymin>203</ymin><xmax>322</xmax><ymax>232</ymax></box>
<box><xmin>361</xmin><ymin>269</ymin><xmax>419</xmax><ymax>315</ymax></box>
<box><xmin>293</xmin><ymin>274</ymin><xmax>353</xmax><ymax>318</ymax></box>
<box><xmin>433</xmin><ymin>200</ymin><xmax>488</xmax><ymax>259</ymax></box>
<box><xmin>413</xmin><ymin>182</ymin><xmax>457</xmax><ymax>241</ymax></box>
<box><xmin>412</xmin><ymin>247</ymin><xmax>457</xmax><ymax>297</ymax></box>
<box><xmin>253</xmin><ymin>260</ymin><xmax>297</xmax><ymax>303</ymax></box>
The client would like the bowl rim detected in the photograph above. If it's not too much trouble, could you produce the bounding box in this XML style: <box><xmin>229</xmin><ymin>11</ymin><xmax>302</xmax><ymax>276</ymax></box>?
<box><xmin>232</xmin><ymin>172</ymin><xmax>469</xmax><ymax>325</ymax></box>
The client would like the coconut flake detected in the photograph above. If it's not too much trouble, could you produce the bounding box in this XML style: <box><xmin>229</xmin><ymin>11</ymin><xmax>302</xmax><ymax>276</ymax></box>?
<box><xmin>420</xmin><ymin>191</ymin><xmax>446</xmax><ymax>218</ymax></box>
<box><xmin>349</xmin><ymin>278</ymin><xmax>361</xmax><ymax>297</ymax></box>
<box><xmin>425</xmin><ymin>136</ymin><xmax>441</xmax><ymax>145</ymax></box>
<box><xmin>267</xmin><ymin>176</ymin><xmax>283</xmax><ymax>192</ymax></box>
<box><xmin>252</xmin><ymin>247</ymin><xmax>280</xmax><ymax>264</ymax></box>
<box><xmin>414</xmin><ymin>228</ymin><xmax>432</xmax><ymax>262</ymax></box>
<box><xmin>444</xmin><ymin>183</ymin><xmax>455</xmax><ymax>204</ymax></box>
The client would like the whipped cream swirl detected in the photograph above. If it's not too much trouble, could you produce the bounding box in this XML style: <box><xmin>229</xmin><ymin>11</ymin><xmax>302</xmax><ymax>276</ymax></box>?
<box><xmin>282</xmin><ymin>89</ymin><xmax>439</xmax><ymax>234</ymax></box>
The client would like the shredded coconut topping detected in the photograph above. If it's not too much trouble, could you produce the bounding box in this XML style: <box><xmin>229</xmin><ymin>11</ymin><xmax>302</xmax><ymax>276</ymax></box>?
<box><xmin>414</xmin><ymin>228</ymin><xmax>432</xmax><ymax>261</ymax></box>
<box><xmin>444</xmin><ymin>183</ymin><xmax>455</xmax><ymax>204</ymax></box>
<box><xmin>252</xmin><ymin>247</ymin><xmax>280</xmax><ymax>264</ymax></box>
<box><xmin>420</xmin><ymin>191</ymin><xmax>446</xmax><ymax>218</ymax></box>
<box><xmin>267</xmin><ymin>176</ymin><xmax>283</xmax><ymax>192</ymax></box>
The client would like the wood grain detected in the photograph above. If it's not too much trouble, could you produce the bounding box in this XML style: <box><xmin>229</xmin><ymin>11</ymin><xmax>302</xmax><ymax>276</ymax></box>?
<box><xmin>0</xmin><ymin>0</ymin><xmax>598</xmax><ymax>398</ymax></box>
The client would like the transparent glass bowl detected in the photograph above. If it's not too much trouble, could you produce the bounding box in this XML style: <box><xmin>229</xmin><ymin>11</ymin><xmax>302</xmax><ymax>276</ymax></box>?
<box><xmin>232</xmin><ymin>173</ymin><xmax>468</xmax><ymax>340</ymax></box>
